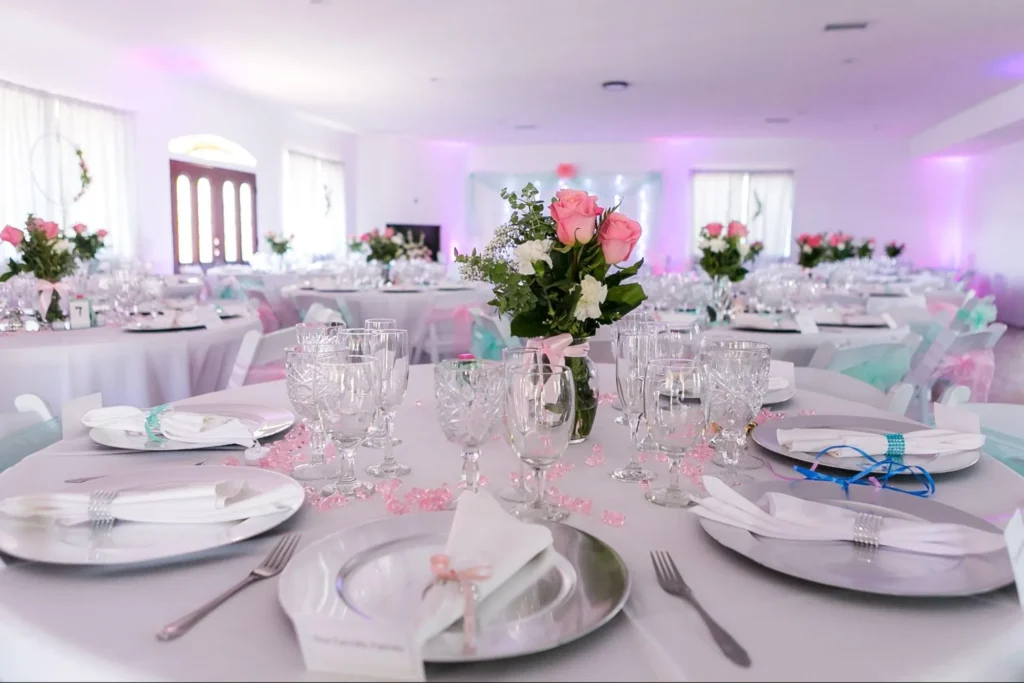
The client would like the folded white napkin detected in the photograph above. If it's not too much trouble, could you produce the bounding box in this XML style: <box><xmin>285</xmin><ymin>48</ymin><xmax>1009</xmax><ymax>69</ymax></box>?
<box><xmin>776</xmin><ymin>427</ymin><xmax>984</xmax><ymax>457</ymax></box>
<box><xmin>691</xmin><ymin>476</ymin><xmax>1005</xmax><ymax>556</ymax></box>
<box><xmin>810</xmin><ymin>308</ymin><xmax>884</xmax><ymax>327</ymax></box>
<box><xmin>416</xmin><ymin>491</ymin><xmax>553</xmax><ymax>644</ymax></box>
<box><xmin>82</xmin><ymin>406</ymin><xmax>255</xmax><ymax>447</ymax></box>
<box><xmin>731</xmin><ymin>313</ymin><xmax>798</xmax><ymax>331</ymax></box>
<box><xmin>0</xmin><ymin>480</ymin><xmax>296</xmax><ymax>526</ymax></box>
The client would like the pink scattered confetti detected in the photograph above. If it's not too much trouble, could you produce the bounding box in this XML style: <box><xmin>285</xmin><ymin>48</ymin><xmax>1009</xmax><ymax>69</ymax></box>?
<box><xmin>306</xmin><ymin>489</ymin><xmax>349</xmax><ymax>511</ymax></box>
<box><xmin>597</xmin><ymin>392</ymin><xmax>618</xmax><ymax>405</ymax></box>
<box><xmin>355</xmin><ymin>487</ymin><xmax>373</xmax><ymax>500</ymax></box>
<box><xmin>547</xmin><ymin>462</ymin><xmax>574</xmax><ymax>481</ymax></box>
<box><xmin>458</xmin><ymin>475</ymin><xmax>488</xmax><ymax>489</ymax></box>
<box><xmin>798</xmin><ymin>409</ymin><xmax>816</xmax><ymax>416</ymax></box>
<box><xmin>386</xmin><ymin>497</ymin><xmax>410</xmax><ymax>515</ymax></box>
<box><xmin>491</xmin><ymin>434</ymin><xmax>500</xmax><ymax>441</ymax></box>
<box><xmin>640</xmin><ymin>479</ymin><xmax>651</xmax><ymax>491</ymax></box>
<box><xmin>638</xmin><ymin>452</ymin><xmax>650</xmax><ymax>463</ymax></box>
<box><xmin>689</xmin><ymin>444</ymin><xmax>715</xmax><ymax>462</ymax></box>
<box><xmin>753</xmin><ymin>407</ymin><xmax>786</xmax><ymax>426</ymax></box>
<box><xmin>415</xmin><ymin>399</ymin><xmax>424</xmax><ymax>407</ymax></box>
<box><xmin>656</xmin><ymin>452</ymin><xmax>669</xmax><ymax>463</ymax></box>
<box><xmin>602</xmin><ymin>510</ymin><xmax>626</xmax><ymax>527</ymax></box>
<box><xmin>682</xmin><ymin>461</ymin><xmax>704</xmax><ymax>486</ymax></box>
<box><xmin>592</xmin><ymin>443</ymin><xmax>603</xmax><ymax>453</ymax></box>
<box><xmin>585</xmin><ymin>453</ymin><xmax>605</xmax><ymax>466</ymax></box>
<box><xmin>222</xmin><ymin>456</ymin><xmax>241</xmax><ymax>466</ymax></box>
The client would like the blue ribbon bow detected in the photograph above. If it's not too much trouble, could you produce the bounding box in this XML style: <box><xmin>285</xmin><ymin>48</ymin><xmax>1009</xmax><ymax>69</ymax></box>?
<box><xmin>793</xmin><ymin>444</ymin><xmax>935</xmax><ymax>498</ymax></box>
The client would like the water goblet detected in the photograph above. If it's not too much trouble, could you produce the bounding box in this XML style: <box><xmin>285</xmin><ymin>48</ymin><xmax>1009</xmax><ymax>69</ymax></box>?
<box><xmin>701</xmin><ymin>340</ymin><xmax>771</xmax><ymax>486</ymax></box>
<box><xmin>295</xmin><ymin>321</ymin><xmax>346</xmax><ymax>346</ymax></box>
<box><xmin>505</xmin><ymin>364</ymin><xmax>575</xmax><ymax>522</ymax></box>
<box><xmin>643</xmin><ymin>358</ymin><xmax>705</xmax><ymax>507</ymax></box>
<box><xmin>364</xmin><ymin>329</ymin><xmax>412</xmax><ymax>478</ymax></box>
<box><xmin>315</xmin><ymin>352</ymin><xmax>381</xmax><ymax>497</ymax></box>
<box><xmin>365</xmin><ymin>318</ymin><xmax>397</xmax><ymax>331</ymax></box>
<box><xmin>497</xmin><ymin>346</ymin><xmax>543</xmax><ymax>503</ymax></box>
<box><xmin>612</xmin><ymin>328</ymin><xmax>658</xmax><ymax>482</ymax></box>
<box><xmin>433</xmin><ymin>359</ymin><xmax>504</xmax><ymax>499</ymax></box>
<box><xmin>285</xmin><ymin>345</ymin><xmax>336</xmax><ymax>485</ymax></box>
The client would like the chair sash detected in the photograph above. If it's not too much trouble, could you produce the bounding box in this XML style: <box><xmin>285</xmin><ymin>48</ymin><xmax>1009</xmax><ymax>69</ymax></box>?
<box><xmin>839</xmin><ymin>345</ymin><xmax>914</xmax><ymax>393</ymax></box>
<box><xmin>470</xmin><ymin>320</ymin><xmax>506</xmax><ymax>361</ymax></box>
<box><xmin>934</xmin><ymin>349</ymin><xmax>995</xmax><ymax>403</ymax></box>
<box><xmin>0</xmin><ymin>418</ymin><xmax>61</xmax><ymax>473</ymax></box>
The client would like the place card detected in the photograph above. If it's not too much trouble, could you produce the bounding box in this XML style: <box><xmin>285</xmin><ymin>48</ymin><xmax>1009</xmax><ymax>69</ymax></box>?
<box><xmin>61</xmin><ymin>393</ymin><xmax>102</xmax><ymax>440</ymax></box>
<box><xmin>293</xmin><ymin>614</ymin><xmax>425</xmax><ymax>681</ymax></box>
<box><xmin>68</xmin><ymin>298</ymin><xmax>93</xmax><ymax>329</ymax></box>
<box><xmin>793</xmin><ymin>313</ymin><xmax>820</xmax><ymax>335</ymax></box>
<box><xmin>1003</xmin><ymin>509</ymin><xmax>1024</xmax><ymax>611</ymax></box>
<box><xmin>194</xmin><ymin>306</ymin><xmax>225</xmax><ymax>329</ymax></box>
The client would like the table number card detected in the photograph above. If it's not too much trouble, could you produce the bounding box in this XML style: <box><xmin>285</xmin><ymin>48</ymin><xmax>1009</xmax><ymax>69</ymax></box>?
<box><xmin>294</xmin><ymin>614</ymin><xmax>425</xmax><ymax>681</ymax></box>
<box><xmin>194</xmin><ymin>306</ymin><xmax>225</xmax><ymax>329</ymax></box>
<box><xmin>1003</xmin><ymin>509</ymin><xmax>1024</xmax><ymax>611</ymax></box>
<box><xmin>68</xmin><ymin>299</ymin><xmax>93</xmax><ymax>330</ymax></box>
<box><xmin>793</xmin><ymin>313</ymin><xmax>820</xmax><ymax>335</ymax></box>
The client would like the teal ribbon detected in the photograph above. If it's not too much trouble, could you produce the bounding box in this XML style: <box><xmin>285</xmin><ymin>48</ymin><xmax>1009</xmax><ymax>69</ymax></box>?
<box><xmin>884</xmin><ymin>433</ymin><xmax>906</xmax><ymax>463</ymax></box>
<box><xmin>145</xmin><ymin>404</ymin><xmax>171</xmax><ymax>443</ymax></box>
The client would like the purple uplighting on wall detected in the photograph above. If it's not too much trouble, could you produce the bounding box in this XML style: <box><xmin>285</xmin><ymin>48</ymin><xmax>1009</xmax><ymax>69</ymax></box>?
<box><xmin>123</xmin><ymin>47</ymin><xmax>207</xmax><ymax>76</ymax></box>
<box><xmin>992</xmin><ymin>53</ymin><xmax>1024</xmax><ymax>78</ymax></box>
<box><xmin>918</xmin><ymin>155</ymin><xmax>972</xmax><ymax>269</ymax></box>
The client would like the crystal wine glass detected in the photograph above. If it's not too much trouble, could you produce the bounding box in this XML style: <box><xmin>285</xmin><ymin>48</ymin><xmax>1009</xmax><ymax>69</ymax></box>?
<box><xmin>315</xmin><ymin>352</ymin><xmax>381</xmax><ymax>497</ymax></box>
<box><xmin>701</xmin><ymin>340</ymin><xmax>771</xmax><ymax>486</ymax></box>
<box><xmin>505</xmin><ymin>364</ymin><xmax>575</xmax><ymax>522</ymax></box>
<box><xmin>498</xmin><ymin>346</ymin><xmax>542</xmax><ymax>503</ymax></box>
<box><xmin>433</xmin><ymin>359</ymin><xmax>504</xmax><ymax>499</ymax></box>
<box><xmin>612</xmin><ymin>327</ymin><xmax>658</xmax><ymax>482</ymax></box>
<box><xmin>654</xmin><ymin>321</ymin><xmax>702</xmax><ymax>360</ymax></box>
<box><xmin>295</xmin><ymin>321</ymin><xmax>346</xmax><ymax>346</ymax></box>
<box><xmin>643</xmin><ymin>358</ymin><xmax>705</xmax><ymax>507</ymax></box>
<box><xmin>364</xmin><ymin>328</ymin><xmax>411</xmax><ymax>478</ymax></box>
<box><xmin>285</xmin><ymin>344</ymin><xmax>336</xmax><ymax>484</ymax></box>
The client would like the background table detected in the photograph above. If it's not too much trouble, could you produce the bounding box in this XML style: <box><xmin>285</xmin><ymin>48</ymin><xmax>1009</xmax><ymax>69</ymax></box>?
<box><xmin>0</xmin><ymin>316</ymin><xmax>260</xmax><ymax>411</ymax></box>
<box><xmin>0</xmin><ymin>365</ymin><xmax>1020</xmax><ymax>681</ymax></box>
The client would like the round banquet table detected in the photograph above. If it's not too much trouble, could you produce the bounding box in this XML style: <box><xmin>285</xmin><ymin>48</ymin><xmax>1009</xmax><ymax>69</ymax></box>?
<box><xmin>0</xmin><ymin>316</ymin><xmax>260</xmax><ymax>412</ymax></box>
<box><xmin>0</xmin><ymin>365</ymin><xmax>1021</xmax><ymax>682</ymax></box>
<box><xmin>282</xmin><ymin>284</ymin><xmax>494</xmax><ymax>335</ymax></box>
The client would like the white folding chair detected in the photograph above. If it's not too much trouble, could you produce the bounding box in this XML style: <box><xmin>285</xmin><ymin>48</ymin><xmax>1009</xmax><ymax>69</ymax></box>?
<box><xmin>0</xmin><ymin>394</ymin><xmax>60</xmax><ymax>472</ymax></box>
<box><xmin>227</xmin><ymin>327</ymin><xmax>297</xmax><ymax>389</ymax></box>
<box><xmin>411</xmin><ymin>305</ymin><xmax>478</xmax><ymax>363</ymax></box>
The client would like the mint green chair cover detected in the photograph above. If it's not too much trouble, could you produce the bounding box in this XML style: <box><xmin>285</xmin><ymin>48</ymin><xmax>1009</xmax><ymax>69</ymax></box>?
<box><xmin>470</xmin><ymin>321</ymin><xmax>506</xmax><ymax>361</ymax></box>
<box><xmin>981</xmin><ymin>428</ymin><xmax>1024</xmax><ymax>478</ymax></box>
<box><xmin>0</xmin><ymin>418</ymin><xmax>61</xmax><ymax>473</ymax></box>
<box><xmin>967</xmin><ymin>302</ymin><xmax>997</xmax><ymax>331</ymax></box>
<box><xmin>839</xmin><ymin>345</ymin><xmax>914</xmax><ymax>393</ymax></box>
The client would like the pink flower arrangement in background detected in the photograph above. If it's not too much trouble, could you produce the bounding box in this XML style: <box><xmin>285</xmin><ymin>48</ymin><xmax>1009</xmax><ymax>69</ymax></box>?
<box><xmin>727</xmin><ymin>221</ymin><xmax>747</xmax><ymax>238</ymax></box>
<box><xmin>67</xmin><ymin>222</ymin><xmax>108</xmax><ymax>261</ymax></box>
<box><xmin>795</xmin><ymin>233</ymin><xmax>828</xmax><ymax>268</ymax></box>
<box><xmin>1</xmin><ymin>225</ymin><xmax>24</xmax><ymax>248</ymax></box>
<box><xmin>825</xmin><ymin>232</ymin><xmax>856</xmax><ymax>262</ymax></box>
<box><xmin>549</xmin><ymin>188</ymin><xmax>603</xmax><ymax>246</ymax></box>
<box><xmin>885</xmin><ymin>241</ymin><xmax>906</xmax><ymax>259</ymax></box>
<box><xmin>704</xmin><ymin>222</ymin><xmax>723</xmax><ymax>238</ymax></box>
<box><xmin>697</xmin><ymin>220</ymin><xmax>759</xmax><ymax>282</ymax></box>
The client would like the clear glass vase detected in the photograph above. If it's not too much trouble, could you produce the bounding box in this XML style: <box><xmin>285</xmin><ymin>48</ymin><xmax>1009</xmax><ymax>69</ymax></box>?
<box><xmin>565</xmin><ymin>353</ymin><xmax>598</xmax><ymax>444</ymax></box>
<box><xmin>707</xmin><ymin>276</ymin><xmax>735</xmax><ymax>325</ymax></box>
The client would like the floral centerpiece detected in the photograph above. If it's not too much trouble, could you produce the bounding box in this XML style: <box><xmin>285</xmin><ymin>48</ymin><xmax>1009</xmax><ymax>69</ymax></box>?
<box><xmin>349</xmin><ymin>228</ymin><xmax>404</xmax><ymax>264</ymax></box>
<box><xmin>265</xmin><ymin>232</ymin><xmax>293</xmax><ymax>256</ymax></box>
<box><xmin>69</xmin><ymin>223</ymin><xmax>108</xmax><ymax>262</ymax></box>
<box><xmin>1</xmin><ymin>215</ymin><xmax>78</xmax><ymax>324</ymax></box>
<box><xmin>795</xmin><ymin>233</ymin><xmax>827</xmax><ymax>268</ymax></box>
<box><xmin>697</xmin><ymin>221</ymin><xmax>756</xmax><ymax>323</ymax></box>
<box><xmin>826</xmin><ymin>232</ymin><xmax>855</xmax><ymax>261</ymax></box>
<box><xmin>456</xmin><ymin>184</ymin><xmax>646</xmax><ymax>442</ymax></box>
<box><xmin>856</xmin><ymin>238</ymin><xmax>875</xmax><ymax>259</ymax></box>
<box><xmin>885</xmin><ymin>241</ymin><xmax>905</xmax><ymax>259</ymax></box>
<box><xmin>401</xmin><ymin>231</ymin><xmax>433</xmax><ymax>261</ymax></box>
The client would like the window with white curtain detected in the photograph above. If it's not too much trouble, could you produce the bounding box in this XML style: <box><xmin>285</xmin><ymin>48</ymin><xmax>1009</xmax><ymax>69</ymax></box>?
<box><xmin>0</xmin><ymin>79</ymin><xmax>135</xmax><ymax>261</ymax></box>
<box><xmin>284</xmin><ymin>150</ymin><xmax>346</xmax><ymax>258</ymax></box>
<box><xmin>691</xmin><ymin>171</ymin><xmax>794</xmax><ymax>257</ymax></box>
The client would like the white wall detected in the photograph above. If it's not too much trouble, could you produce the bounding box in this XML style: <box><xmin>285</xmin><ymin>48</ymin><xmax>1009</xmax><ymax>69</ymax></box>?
<box><xmin>0</xmin><ymin>11</ymin><xmax>357</xmax><ymax>273</ymax></box>
<box><xmin>466</xmin><ymin>139</ymin><xmax>929</xmax><ymax>270</ymax></box>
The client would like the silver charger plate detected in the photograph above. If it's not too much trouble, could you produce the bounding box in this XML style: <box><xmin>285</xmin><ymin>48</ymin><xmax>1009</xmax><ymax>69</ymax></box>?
<box><xmin>122</xmin><ymin>321</ymin><xmax>206</xmax><ymax>333</ymax></box>
<box><xmin>751</xmin><ymin>414</ymin><xmax>981</xmax><ymax>474</ymax></box>
<box><xmin>278</xmin><ymin>512</ymin><xmax>630</xmax><ymax>663</ymax></box>
<box><xmin>89</xmin><ymin>403</ymin><xmax>295</xmax><ymax>452</ymax></box>
<box><xmin>698</xmin><ymin>479</ymin><xmax>1012</xmax><ymax>597</ymax></box>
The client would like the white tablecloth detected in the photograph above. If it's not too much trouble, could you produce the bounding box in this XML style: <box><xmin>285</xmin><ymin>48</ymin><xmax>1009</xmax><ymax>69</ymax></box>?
<box><xmin>0</xmin><ymin>365</ymin><xmax>1020</xmax><ymax>681</ymax></box>
<box><xmin>281</xmin><ymin>285</ymin><xmax>493</xmax><ymax>338</ymax></box>
<box><xmin>0</xmin><ymin>316</ymin><xmax>260</xmax><ymax>411</ymax></box>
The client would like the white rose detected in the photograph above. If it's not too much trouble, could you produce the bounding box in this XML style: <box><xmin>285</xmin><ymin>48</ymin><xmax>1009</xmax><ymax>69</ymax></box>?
<box><xmin>737</xmin><ymin>242</ymin><xmax>750</xmax><ymax>259</ymax></box>
<box><xmin>708</xmin><ymin>237</ymin><xmax>727</xmax><ymax>254</ymax></box>
<box><xmin>802</xmin><ymin>244</ymin><xmax>812</xmax><ymax>254</ymax></box>
<box><xmin>390</xmin><ymin>234</ymin><xmax>405</xmax><ymax>244</ymax></box>
<box><xmin>54</xmin><ymin>240</ymin><xmax>72</xmax><ymax>254</ymax></box>
<box><xmin>574</xmin><ymin>274</ymin><xmax>608</xmax><ymax>321</ymax></box>
<box><xmin>698</xmin><ymin>239</ymin><xmax>710</xmax><ymax>250</ymax></box>
<box><xmin>514</xmin><ymin>239</ymin><xmax>553</xmax><ymax>276</ymax></box>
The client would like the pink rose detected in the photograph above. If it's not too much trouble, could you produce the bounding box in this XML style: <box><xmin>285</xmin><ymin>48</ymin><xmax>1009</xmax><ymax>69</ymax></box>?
<box><xmin>1</xmin><ymin>225</ymin><xmax>24</xmax><ymax>247</ymax></box>
<box><xmin>550</xmin><ymin>189</ymin><xmax>603</xmax><ymax>245</ymax></box>
<box><xmin>806</xmin><ymin>235</ymin><xmax>823</xmax><ymax>248</ymax></box>
<box><xmin>360</xmin><ymin>233</ymin><xmax>371</xmax><ymax>242</ymax></box>
<box><xmin>40</xmin><ymin>221</ymin><xmax>59</xmax><ymax>239</ymax></box>
<box><xmin>828</xmin><ymin>234</ymin><xmax>841</xmax><ymax>247</ymax></box>
<box><xmin>97</xmin><ymin>229</ymin><xmax>108</xmax><ymax>239</ymax></box>
<box><xmin>704</xmin><ymin>222</ymin><xmax>723</xmax><ymax>238</ymax></box>
<box><xmin>597</xmin><ymin>212</ymin><xmax>642</xmax><ymax>265</ymax></box>
<box><xmin>797</xmin><ymin>233</ymin><xmax>810</xmax><ymax>243</ymax></box>
<box><xmin>727</xmin><ymin>221</ymin><xmax>747</xmax><ymax>238</ymax></box>
<box><xmin>72</xmin><ymin>223</ymin><xmax>88</xmax><ymax>234</ymax></box>
<box><xmin>867</xmin><ymin>238</ymin><xmax>876</xmax><ymax>245</ymax></box>
<box><xmin>32</xmin><ymin>217</ymin><xmax>44</xmax><ymax>229</ymax></box>
<box><xmin>384</xmin><ymin>228</ymin><xmax>395</xmax><ymax>238</ymax></box>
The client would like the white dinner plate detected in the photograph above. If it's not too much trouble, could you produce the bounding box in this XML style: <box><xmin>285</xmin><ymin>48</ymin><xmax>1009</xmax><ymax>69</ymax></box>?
<box><xmin>89</xmin><ymin>403</ymin><xmax>295</xmax><ymax>452</ymax></box>
<box><xmin>763</xmin><ymin>377</ymin><xmax>795</xmax><ymax>405</ymax></box>
<box><xmin>435</xmin><ymin>285</ymin><xmax>473</xmax><ymax>291</ymax></box>
<box><xmin>278</xmin><ymin>512</ymin><xmax>630</xmax><ymax>663</ymax></box>
<box><xmin>751</xmin><ymin>414</ymin><xmax>981</xmax><ymax>474</ymax></box>
<box><xmin>381</xmin><ymin>287</ymin><xmax>425</xmax><ymax>293</ymax></box>
<box><xmin>122</xmin><ymin>320</ymin><xmax>206</xmax><ymax>333</ymax></box>
<box><xmin>0</xmin><ymin>466</ymin><xmax>304</xmax><ymax>565</ymax></box>
<box><xmin>698</xmin><ymin>480</ymin><xmax>1012</xmax><ymax>597</ymax></box>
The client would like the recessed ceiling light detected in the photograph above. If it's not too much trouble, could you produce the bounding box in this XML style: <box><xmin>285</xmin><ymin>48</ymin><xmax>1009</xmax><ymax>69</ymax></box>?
<box><xmin>601</xmin><ymin>80</ymin><xmax>630</xmax><ymax>92</ymax></box>
<box><xmin>765</xmin><ymin>117</ymin><xmax>790</xmax><ymax>124</ymax></box>
<box><xmin>514</xmin><ymin>124</ymin><xmax>538</xmax><ymax>130</ymax></box>
<box><xmin>824</xmin><ymin>21</ymin><xmax>869</xmax><ymax>32</ymax></box>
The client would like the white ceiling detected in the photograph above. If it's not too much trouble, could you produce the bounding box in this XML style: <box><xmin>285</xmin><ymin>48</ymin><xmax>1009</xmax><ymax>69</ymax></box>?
<box><xmin>4</xmin><ymin>0</ymin><xmax>1024</xmax><ymax>143</ymax></box>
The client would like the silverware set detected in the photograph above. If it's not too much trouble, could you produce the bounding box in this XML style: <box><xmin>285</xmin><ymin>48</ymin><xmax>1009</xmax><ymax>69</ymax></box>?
<box><xmin>651</xmin><ymin>550</ymin><xmax>751</xmax><ymax>668</ymax></box>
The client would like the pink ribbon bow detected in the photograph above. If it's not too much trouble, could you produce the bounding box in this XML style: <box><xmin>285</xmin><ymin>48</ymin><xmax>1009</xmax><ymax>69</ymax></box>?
<box><xmin>37</xmin><ymin>280</ymin><xmax>73</xmax><ymax>317</ymax></box>
<box><xmin>428</xmin><ymin>554</ymin><xmax>493</xmax><ymax>654</ymax></box>
<box><xmin>527</xmin><ymin>333</ymin><xmax>590</xmax><ymax>367</ymax></box>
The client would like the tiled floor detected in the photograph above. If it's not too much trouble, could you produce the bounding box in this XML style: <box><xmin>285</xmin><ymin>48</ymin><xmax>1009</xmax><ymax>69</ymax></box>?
<box><xmin>989</xmin><ymin>326</ymin><xmax>1024</xmax><ymax>404</ymax></box>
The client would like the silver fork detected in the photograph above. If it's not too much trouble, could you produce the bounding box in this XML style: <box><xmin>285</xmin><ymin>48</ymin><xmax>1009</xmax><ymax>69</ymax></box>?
<box><xmin>66</xmin><ymin>458</ymin><xmax>210</xmax><ymax>484</ymax></box>
<box><xmin>156</xmin><ymin>532</ymin><xmax>301</xmax><ymax>641</ymax></box>
<box><xmin>651</xmin><ymin>550</ymin><xmax>751</xmax><ymax>668</ymax></box>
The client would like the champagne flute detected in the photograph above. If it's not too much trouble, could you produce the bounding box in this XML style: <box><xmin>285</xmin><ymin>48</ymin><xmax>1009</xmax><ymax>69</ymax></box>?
<box><xmin>365</xmin><ymin>329</ymin><xmax>411</xmax><ymax>477</ymax></box>
<box><xmin>498</xmin><ymin>346</ymin><xmax>542</xmax><ymax>503</ymax></box>
<box><xmin>643</xmin><ymin>358</ymin><xmax>705</xmax><ymax>507</ymax></box>
<box><xmin>363</xmin><ymin>318</ymin><xmax>398</xmax><ymax>447</ymax></box>
<box><xmin>613</xmin><ymin>328</ymin><xmax>658</xmax><ymax>482</ymax></box>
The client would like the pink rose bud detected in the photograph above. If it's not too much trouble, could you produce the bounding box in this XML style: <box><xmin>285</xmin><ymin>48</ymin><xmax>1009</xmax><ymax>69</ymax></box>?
<box><xmin>549</xmin><ymin>189</ymin><xmax>603</xmax><ymax>246</ymax></box>
<box><xmin>72</xmin><ymin>223</ymin><xmax>87</xmax><ymax>234</ymax></box>
<box><xmin>704</xmin><ymin>222</ymin><xmax>724</xmax><ymax>238</ymax></box>
<box><xmin>727</xmin><ymin>221</ymin><xmax>748</xmax><ymax>238</ymax></box>
<box><xmin>96</xmin><ymin>229</ymin><xmax>108</xmax><ymax>238</ymax></box>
